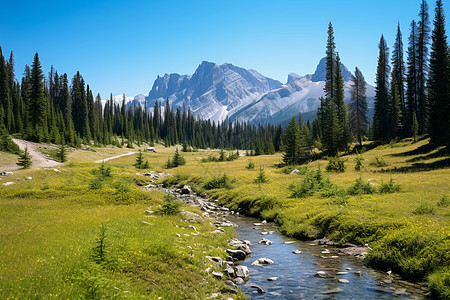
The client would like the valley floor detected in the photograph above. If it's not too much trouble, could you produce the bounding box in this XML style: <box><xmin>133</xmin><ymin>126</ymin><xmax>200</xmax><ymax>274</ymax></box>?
<box><xmin>0</xmin><ymin>137</ymin><xmax>449</xmax><ymax>298</ymax></box>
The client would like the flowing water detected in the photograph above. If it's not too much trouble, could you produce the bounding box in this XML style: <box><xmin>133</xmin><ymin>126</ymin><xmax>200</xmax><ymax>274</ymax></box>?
<box><xmin>227</xmin><ymin>215</ymin><xmax>428</xmax><ymax>300</ymax></box>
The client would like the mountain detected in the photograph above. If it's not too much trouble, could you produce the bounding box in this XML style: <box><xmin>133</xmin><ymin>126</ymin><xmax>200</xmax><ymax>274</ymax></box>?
<box><xmin>129</xmin><ymin>58</ymin><xmax>375</xmax><ymax>125</ymax></box>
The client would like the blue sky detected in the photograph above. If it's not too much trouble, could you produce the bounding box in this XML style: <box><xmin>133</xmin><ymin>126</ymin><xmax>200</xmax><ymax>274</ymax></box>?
<box><xmin>2</xmin><ymin>0</ymin><xmax>448</xmax><ymax>98</ymax></box>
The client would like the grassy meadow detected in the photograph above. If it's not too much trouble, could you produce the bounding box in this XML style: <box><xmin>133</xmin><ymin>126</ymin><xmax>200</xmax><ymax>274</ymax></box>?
<box><xmin>1</xmin><ymin>138</ymin><xmax>449</xmax><ymax>298</ymax></box>
<box><xmin>0</xmin><ymin>145</ymin><xmax>245</xmax><ymax>299</ymax></box>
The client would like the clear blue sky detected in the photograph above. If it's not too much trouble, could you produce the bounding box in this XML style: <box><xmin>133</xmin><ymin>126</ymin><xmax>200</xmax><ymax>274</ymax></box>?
<box><xmin>2</xmin><ymin>0</ymin><xmax>448</xmax><ymax>98</ymax></box>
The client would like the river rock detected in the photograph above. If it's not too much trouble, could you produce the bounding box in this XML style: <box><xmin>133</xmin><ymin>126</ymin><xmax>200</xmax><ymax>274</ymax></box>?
<box><xmin>251</xmin><ymin>285</ymin><xmax>266</xmax><ymax>294</ymax></box>
<box><xmin>207</xmin><ymin>256</ymin><xmax>223</xmax><ymax>267</ymax></box>
<box><xmin>180</xmin><ymin>210</ymin><xmax>204</xmax><ymax>222</ymax></box>
<box><xmin>181</xmin><ymin>185</ymin><xmax>192</xmax><ymax>194</ymax></box>
<box><xmin>354</xmin><ymin>271</ymin><xmax>363</xmax><ymax>276</ymax></box>
<box><xmin>314</xmin><ymin>271</ymin><xmax>332</xmax><ymax>278</ymax></box>
<box><xmin>292</xmin><ymin>250</ymin><xmax>302</xmax><ymax>254</ymax></box>
<box><xmin>321</xmin><ymin>288</ymin><xmax>344</xmax><ymax>294</ymax></box>
<box><xmin>267</xmin><ymin>277</ymin><xmax>278</xmax><ymax>281</ymax></box>
<box><xmin>225</xmin><ymin>265</ymin><xmax>235</xmax><ymax>278</ymax></box>
<box><xmin>252</xmin><ymin>258</ymin><xmax>274</xmax><ymax>266</ymax></box>
<box><xmin>338</xmin><ymin>279</ymin><xmax>350</xmax><ymax>284</ymax></box>
<box><xmin>234</xmin><ymin>266</ymin><xmax>249</xmax><ymax>280</ymax></box>
<box><xmin>212</xmin><ymin>271</ymin><xmax>223</xmax><ymax>278</ymax></box>
<box><xmin>284</xmin><ymin>241</ymin><xmax>296</xmax><ymax>244</ymax></box>
<box><xmin>259</xmin><ymin>238</ymin><xmax>273</xmax><ymax>245</ymax></box>
<box><xmin>225</xmin><ymin>280</ymin><xmax>238</xmax><ymax>293</ymax></box>
<box><xmin>234</xmin><ymin>277</ymin><xmax>245</xmax><ymax>285</ymax></box>
<box><xmin>226</xmin><ymin>249</ymin><xmax>247</xmax><ymax>261</ymax></box>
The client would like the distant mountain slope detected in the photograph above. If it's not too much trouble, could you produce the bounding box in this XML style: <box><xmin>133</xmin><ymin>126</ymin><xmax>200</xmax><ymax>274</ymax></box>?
<box><xmin>127</xmin><ymin>58</ymin><xmax>375</xmax><ymax>125</ymax></box>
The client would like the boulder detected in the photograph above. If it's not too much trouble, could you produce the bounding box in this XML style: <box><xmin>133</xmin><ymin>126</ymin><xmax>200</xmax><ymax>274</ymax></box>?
<box><xmin>0</xmin><ymin>171</ymin><xmax>14</xmax><ymax>176</ymax></box>
<box><xmin>251</xmin><ymin>285</ymin><xmax>266</xmax><ymax>294</ymax></box>
<box><xmin>234</xmin><ymin>277</ymin><xmax>245</xmax><ymax>285</ymax></box>
<box><xmin>212</xmin><ymin>271</ymin><xmax>223</xmax><ymax>278</ymax></box>
<box><xmin>206</xmin><ymin>256</ymin><xmax>223</xmax><ymax>267</ymax></box>
<box><xmin>290</xmin><ymin>169</ymin><xmax>301</xmax><ymax>175</ymax></box>
<box><xmin>252</xmin><ymin>258</ymin><xmax>274</xmax><ymax>266</ymax></box>
<box><xmin>3</xmin><ymin>182</ymin><xmax>14</xmax><ymax>186</ymax></box>
<box><xmin>234</xmin><ymin>266</ymin><xmax>249</xmax><ymax>280</ymax></box>
<box><xmin>180</xmin><ymin>185</ymin><xmax>192</xmax><ymax>194</ymax></box>
<box><xmin>226</xmin><ymin>249</ymin><xmax>247</xmax><ymax>261</ymax></box>
<box><xmin>225</xmin><ymin>265</ymin><xmax>235</xmax><ymax>278</ymax></box>
<box><xmin>259</xmin><ymin>238</ymin><xmax>273</xmax><ymax>245</ymax></box>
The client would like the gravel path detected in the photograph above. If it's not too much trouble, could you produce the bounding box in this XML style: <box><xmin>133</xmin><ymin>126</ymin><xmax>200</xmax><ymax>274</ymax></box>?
<box><xmin>0</xmin><ymin>139</ymin><xmax>62</xmax><ymax>171</ymax></box>
<box><xmin>94</xmin><ymin>151</ymin><xmax>136</xmax><ymax>163</ymax></box>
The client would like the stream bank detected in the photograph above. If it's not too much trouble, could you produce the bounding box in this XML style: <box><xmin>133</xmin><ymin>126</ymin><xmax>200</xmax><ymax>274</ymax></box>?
<box><xmin>142</xmin><ymin>173</ymin><xmax>429</xmax><ymax>299</ymax></box>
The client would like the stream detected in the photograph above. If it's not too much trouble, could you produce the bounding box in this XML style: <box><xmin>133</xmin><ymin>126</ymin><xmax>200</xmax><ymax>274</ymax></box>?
<box><xmin>228</xmin><ymin>214</ymin><xmax>428</xmax><ymax>299</ymax></box>
<box><xmin>142</xmin><ymin>176</ymin><xmax>429</xmax><ymax>299</ymax></box>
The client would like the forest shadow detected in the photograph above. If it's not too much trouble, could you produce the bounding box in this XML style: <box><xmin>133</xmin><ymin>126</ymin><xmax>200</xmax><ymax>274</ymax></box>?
<box><xmin>377</xmin><ymin>157</ymin><xmax>450</xmax><ymax>173</ymax></box>
<box><xmin>390</xmin><ymin>142</ymin><xmax>447</xmax><ymax>157</ymax></box>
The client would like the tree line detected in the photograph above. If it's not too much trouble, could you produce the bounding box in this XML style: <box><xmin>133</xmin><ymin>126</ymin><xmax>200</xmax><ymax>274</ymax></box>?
<box><xmin>0</xmin><ymin>49</ymin><xmax>282</xmax><ymax>152</ymax></box>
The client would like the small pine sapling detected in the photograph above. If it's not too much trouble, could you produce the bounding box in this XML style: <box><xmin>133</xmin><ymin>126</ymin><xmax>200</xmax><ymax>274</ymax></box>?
<box><xmin>17</xmin><ymin>146</ymin><xmax>32</xmax><ymax>169</ymax></box>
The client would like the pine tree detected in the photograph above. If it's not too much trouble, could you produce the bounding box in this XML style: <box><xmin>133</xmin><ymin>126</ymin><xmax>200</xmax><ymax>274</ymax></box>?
<box><xmin>57</xmin><ymin>137</ymin><xmax>67</xmax><ymax>162</ymax></box>
<box><xmin>349</xmin><ymin>67</ymin><xmax>368</xmax><ymax>146</ymax></box>
<box><xmin>406</xmin><ymin>20</ymin><xmax>419</xmax><ymax>135</ymax></box>
<box><xmin>388</xmin><ymin>76</ymin><xmax>403</xmax><ymax>140</ymax></box>
<box><xmin>334</xmin><ymin>53</ymin><xmax>352</xmax><ymax>152</ymax></box>
<box><xmin>282</xmin><ymin>116</ymin><xmax>301</xmax><ymax>165</ymax></box>
<box><xmin>427</xmin><ymin>0</ymin><xmax>449</xmax><ymax>146</ymax></box>
<box><xmin>17</xmin><ymin>145</ymin><xmax>32</xmax><ymax>168</ymax></box>
<box><xmin>325</xmin><ymin>22</ymin><xmax>336</xmax><ymax>100</ymax></box>
<box><xmin>392</xmin><ymin>23</ymin><xmax>407</xmax><ymax>136</ymax></box>
<box><xmin>373</xmin><ymin>35</ymin><xmax>391</xmax><ymax>142</ymax></box>
<box><xmin>0</xmin><ymin>47</ymin><xmax>11</xmax><ymax>132</ymax></box>
<box><xmin>134</xmin><ymin>149</ymin><xmax>144</xmax><ymax>168</ymax></box>
<box><xmin>416</xmin><ymin>0</ymin><xmax>431</xmax><ymax>134</ymax></box>
<box><xmin>28</xmin><ymin>53</ymin><xmax>48</xmax><ymax>141</ymax></box>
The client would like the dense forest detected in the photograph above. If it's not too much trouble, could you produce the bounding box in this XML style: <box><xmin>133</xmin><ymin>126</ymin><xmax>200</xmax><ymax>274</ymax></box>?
<box><xmin>0</xmin><ymin>0</ymin><xmax>448</xmax><ymax>161</ymax></box>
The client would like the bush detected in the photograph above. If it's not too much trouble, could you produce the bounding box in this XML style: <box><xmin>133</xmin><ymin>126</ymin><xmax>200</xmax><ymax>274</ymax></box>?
<box><xmin>326</xmin><ymin>156</ymin><xmax>346</xmax><ymax>173</ymax></box>
<box><xmin>246</xmin><ymin>160</ymin><xmax>255</xmax><ymax>170</ymax></box>
<box><xmin>0</xmin><ymin>126</ymin><xmax>21</xmax><ymax>154</ymax></box>
<box><xmin>203</xmin><ymin>174</ymin><xmax>233</xmax><ymax>190</ymax></box>
<box><xmin>428</xmin><ymin>267</ymin><xmax>450</xmax><ymax>299</ymax></box>
<box><xmin>201</xmin><ymin>150</ymin><xmax>239</xmax><ymax>163</ymax></box>
<box><xmin>288</xmin><ymin>169</ymin><xmax>332</xmax><ymax>198</ymax></box>
<box><xmin>412</xmin><ymin>201</ymin><xmax>435</xmax><ymax>215</ymax></box>
<box><xmin>165</xmin><ymin>148</ymin><xmax>186</xmax><ymax>168</ymax></box>
<box><xmin>347</xmin><ymin>177</ymin><xmax>376</xmax><ymax>195</ymax></box>
<box><xmin>354</xmin><ymin>154</ymin><xmax>363</xmax><ymax>171</ymax></box>
<box><xmin>370</xmin><ymin>156</ymin><xmax>389</xmax><ymax>167</ymax></box>
<box><xmin>437</xmin><ymin>194</ymin><xmax>450</xmax><ymax>207</ymax></box>
<box><xmin>159</xmin><ymin>194</ymin><xmax>181</xmax><ymax>215</ymax></box>
<box><xmin>254</xmin><ymin>166</ymin><xmax>268</xmax><ymax>184</ymax></box>
<box><xmin>379</xmin><ymin>179</ymin><xmax>401</xmax><ymax>193</ymax></box>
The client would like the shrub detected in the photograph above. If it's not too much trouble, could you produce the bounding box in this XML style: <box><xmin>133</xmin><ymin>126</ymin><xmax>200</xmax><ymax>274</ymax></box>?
<box><xmin>0</xmin><ymin>125</ymin><xmax>21</xmax><ymax>154</ymax></box>
<box><xmin>354</xmin><ymin>154</ymin><xmax>363</xmax><ymax>171</ymax></box>
<box><xmin>246</xmin><ymin>160</ymin><xmax>255</xmax><ymax>170</ymax></box>
<box><xmin>203</xmin><ymin>174</ymin><xmax>233</xmax><ymax>190</ymax></box>
<box><xmin>428</xmin><ymin>267</ymin><xmax>450</xmax><ymax>299</ymax></box>
<box><xmin>370</xmin><ymin>156</ymin><xmax>389</xmax><ymax>167</ymax></box>
<box><xmin>326</xmin><ymin>156</ymin><xmax>346</xmax><ymax>172</ymax></box>
<box><xmin>379</xmin><ymin>179</ymin><xmax>401</xmax><ymax>193</ymax></box>
<box><xmin>437</xmin><ymin>194</ymin><xmax>450</xmax><ymax>207</ymax></box>
<box><xmin>412</xmin><ymin>201</ymin><xmax>435</xmax><ymax>215</ymax></box>
<box><xmin>159</xmin><ymin>194</ymin><xmax>181</xmax><ymax>215</ymax></box>
<box><xmin>165</xmin><ymin>148</ymin><xmax>186</xmax><ymax>168</ymax></box>
<box><xmin>347</xmin><ymin>177</ymin><xmax>376</xmax><ymax>195</ymax></box>
<box><xmin>17</xmin><ymin>146</ymin><xmax>32</xmax><ymax>168</ymax></box>
<box><xmin>89</xmin><ymin>178</ymin><xmax>104</xmax><ymax>190</ymax></box>
<box><xmin>91</xmin><ymin>224</ymin><xmax>108</xmax><ymax>264</ymax></box>
<box><xmin>254</xmin><ymin>166</ymin><xmax>268</xmax><ymax>184</ymax></box>
<box><xmin>288</xmin><ymin>169</ymin><xmax>332</xmax><ymax>198</ymax></box>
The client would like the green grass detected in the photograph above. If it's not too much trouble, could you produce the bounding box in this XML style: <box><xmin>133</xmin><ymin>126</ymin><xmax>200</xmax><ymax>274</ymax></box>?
<box><xmin>1</xmin><ymin>138</ymin><xmax>449</xmax><ymax>298</ymax></box>
<box><xmin>153</xmin><ymin>138</ymin><xmax>449</xmax><ymax>297</ymax></box>
<box><xmin>0</xmin><ymin>153</ymin><xmax>245</xmax><ymax>299</ymax></box>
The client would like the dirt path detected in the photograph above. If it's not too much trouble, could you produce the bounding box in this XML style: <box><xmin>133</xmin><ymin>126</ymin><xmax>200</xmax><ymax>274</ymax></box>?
<box><xmin>94</xmin><ymin>151</ymin><xmax>136</xmax><ymax>163</ymax></box>
<box><xmin>0</xmin><ymin>139</ymin><xmax>62</xmax><ymax>171</ymax></box>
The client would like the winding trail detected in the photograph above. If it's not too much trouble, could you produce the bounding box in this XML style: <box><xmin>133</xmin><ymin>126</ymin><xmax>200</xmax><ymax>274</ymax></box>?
<box><xmin>94</xmin><ymin>151</ymin><xmax>136</xmax><ymax>163</ymax></box>
<box><xmin>0</xmin><ymin>139</ymin><xmax>62</xmax><ymax>171</ymax></box>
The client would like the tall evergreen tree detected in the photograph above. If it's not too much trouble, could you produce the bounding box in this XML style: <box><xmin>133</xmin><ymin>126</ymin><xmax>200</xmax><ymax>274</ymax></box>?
<box><xmin>388</xmin><ymin>76</ymin><xmax>403</xmax><ymax>139</ymax></box>
<box><xmin>28</xmin><ymin>53</ymin><xmax>48</xmax><ymax>141</ymax></box>
<box><xmin>282</xmin><ymin>116</ymin><xmax>301</xmax><ymax>165</ymax></box>
<box><xmin>416</xmin><ymin>0</ymin><xmax>431</xmax><ymax>134</ymax></box>
<box><xmin>392</xmin><ymin>23</ymin><xmax>407</xmax><ymax>135</ymax></box>
<box><xmin>334</xmin><ymin>53</ymin><xmax>352</xmax><ymax>152</ymax></box>
<box><xmin>427</xmin><ymin>0</ymin><xmax>449</xmax><ymax>145</ymax></box>
<box><xmin>373</xmin><ymin>35</ymin><xmax>391</xmax><ymax>142</ymax></box>
<box><xmin>71</xmin><ymin>72</ymin><xmax>90</xmax><ymax>140</ymax></box>
<box><xmin>324</xmin><ymin>22</ymin><xmax>336</xmax><ymax>100</ymax></box>
<box><xmin>406</xmin><ymin>20</ymin><xmax>419</xmax><ymax>135</ymax></box>
<box><xmin>349</xmin><ymin>67</ymin><xmax>368</xmax><ymax>146</ymax></box>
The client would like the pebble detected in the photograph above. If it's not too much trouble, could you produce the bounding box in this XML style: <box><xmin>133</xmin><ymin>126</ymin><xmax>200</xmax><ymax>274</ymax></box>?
<box><xmin>293</xmin><ymin>250</ymin><xmax>302</xmax><ymax>254</ymax></box>
<box><xmin>338</xmin><ymin>279</ymin><xmax>350</xmax><ymax>284</ymax></box>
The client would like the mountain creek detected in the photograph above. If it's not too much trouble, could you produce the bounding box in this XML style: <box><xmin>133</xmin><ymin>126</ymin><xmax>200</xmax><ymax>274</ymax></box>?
<box><xmin>143</xmin><ymin>172</ymin><xmax>429</xmax><ymax>299</ymax></box>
